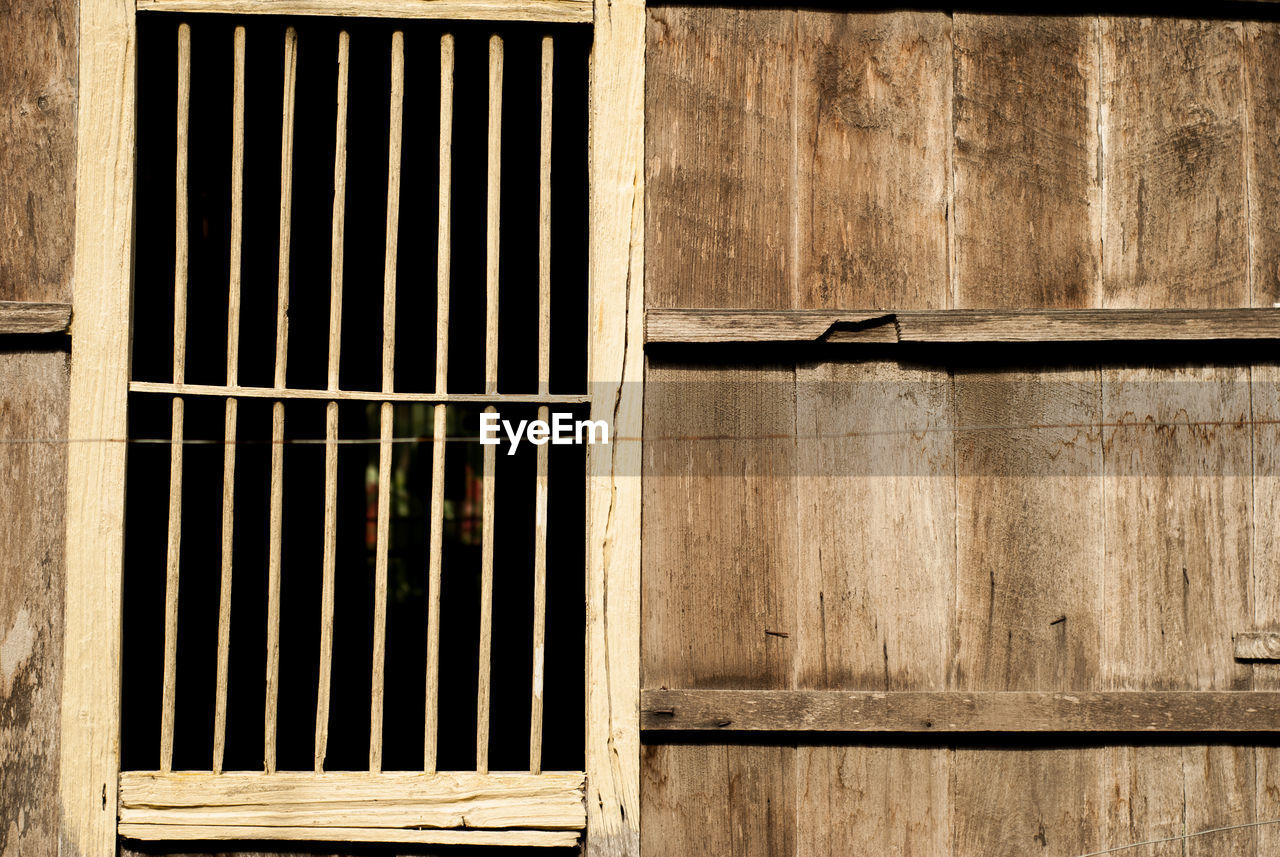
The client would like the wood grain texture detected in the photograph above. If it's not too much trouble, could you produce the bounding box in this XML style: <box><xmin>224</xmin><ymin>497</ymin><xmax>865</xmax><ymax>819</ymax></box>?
<box><xmin>953</xmin><ymin>15</ymin><xmax>1100</xmax><ymax>308</ymax></box>
<box><xmin>646</xmin><ymin>307</ymin><xmax>1280</xmax><ymax>345</ymax></box>
<box><xmin>588</xmin><ymin>0</ymin><xmax>644</xmax><ymax>851</ymax></box>
<box><xmin>136</xmin><ymin>0</ymin><xmax>592</xmax><ymax>21</ymax></box>
<box><xmin>61</xmin><ymin>0</ymin><xmax>134</xmax><ymax>849</ymax></box>
<box><xmin>0</xmin><ymin>0</ymin><xmax>76</xmax><ymax>303</ymax></box>
<box><xmin>1234</xmin><ymin>631</ymin><xmax>1280</xmax><ymax>659</ymax></box>
<box><xmin>1247</xmin><ymin>23</ymin><xmax>1280</xmax><ymax>306</ymax></box>
<box><xmin>641</xmin><ymin>689</ymin><xmax>1280</xmax><ymax>732</ymax></box>
<box><xmin>0</xmin><ymin>301</ymin><xmax>72</xmax><ymax>334</ymax></box>
<box><xmin>0</xmin><ymin>350</ymin><xmax>69</xmax><ymax>857</ymax></box>
<box><xmin>1101</xmin><ymin>18</ymin><xmax>1249</xmax><ymax>308</ymax></box>
<box><xmin>118</xmin><ymin>771</ymin><xmax>585</xmax><ymax>831</ymax></box>
<box><xmin>793</xmin><ymin>10</ymin><xmax>951</xmax><ymax>309</ymax></box>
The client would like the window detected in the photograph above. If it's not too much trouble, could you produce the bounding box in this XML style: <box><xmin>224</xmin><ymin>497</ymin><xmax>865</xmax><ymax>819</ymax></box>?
<box><xmin>62</xmin><ymin>0</ymin><xmax>642</xmax><ymax>853</ymax></box>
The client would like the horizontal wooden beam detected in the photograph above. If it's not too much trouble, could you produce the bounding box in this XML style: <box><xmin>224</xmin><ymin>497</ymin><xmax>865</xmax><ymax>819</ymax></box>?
<box><xmin>136</xmin><ymin>0</ymin><xmax>592</xmax><ymax>22</ymax></box>
<box><xmin>119</xmin><ymin>771</ymin><xmax>585</xmax><ymax>837</ymax></box>
<box><xmin>0</xmin><ymin>300</ymin><xmax>71</xmax><ymax>335</ymax></box>
<box><xmin>645</xmin><ymin>308</ymin><xmax>1280</xmax><ymax>346</ymax></box>
<box><xmin>1235</xmin><ymin>631</ymin><xmax>1280</xmax><ymax>660</ymax></box>
<box><xmin>641</xmin><ymin>689</ymin><xmax>1280</xmax><ymax>733</ymax></box>
<box><xmin>118</xmin><ymin>825</ymin><xmax>580</xmax><ymax>846</ymax></box>
<box><xmin>129</xmin><ymin>380</ymin><xmax>590</xmax><ymax>405</ymax></box>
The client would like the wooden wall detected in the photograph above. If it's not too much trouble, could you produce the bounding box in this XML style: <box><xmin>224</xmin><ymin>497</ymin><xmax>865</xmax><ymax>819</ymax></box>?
<box><xmin>644</xmin><ymin>8</ymin><xmax>1280</xmax><ymax>857</ymax></box>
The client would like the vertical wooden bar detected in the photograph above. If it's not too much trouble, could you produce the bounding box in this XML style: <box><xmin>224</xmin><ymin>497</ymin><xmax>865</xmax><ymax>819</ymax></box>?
<box><xmin>370</xmin><ymin>28</ymin><xmax>404</xmax><ymax>774</ymax></box>
<box><xmin>424</xmin><ymin>32</ymin><xmax>453</xmax><ymax>774</ymax></box>
<box><xmin>529</xmin><ymin>34</ymin><xmax>553</xmax><ymax>775</ymax></box>
<box><xmin>315</xmin><ymin>28</ymin><xmax>349</xmax><ymax>774</ymax></box>
<box><xmin>476</xmin><ymin>33</ymin><xmax>502</xmax><ymax>775</ymax></box>
<box><xmin>587</xmin><ymin>0</ymin><xmax>644</xmax><ymax>850</ymax></box>
<box><xmin>62</xmin><ymin>0</ymin><xmax>135</xmax><ymax>844</ymax></box>
<box><xmin>265</xmin><ymin>25</ymin><xmax>298</xmax><ymax>775</ymax></box>
<box><xmin>213</xmin><ymin>24</ymin><xmax>246</xmax><ymax>776</ymax></box>
<box><xmin>159</xmin><ymin>21</ymin><xmax>191</xmax><ymax>775</ymax></box>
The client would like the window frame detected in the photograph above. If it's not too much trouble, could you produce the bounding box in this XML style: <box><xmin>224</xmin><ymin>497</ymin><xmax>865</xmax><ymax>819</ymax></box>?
<box><xmin>60</xmin><ymin>0</ymin><xmax>642</xmax><ymax>853</ymax></box>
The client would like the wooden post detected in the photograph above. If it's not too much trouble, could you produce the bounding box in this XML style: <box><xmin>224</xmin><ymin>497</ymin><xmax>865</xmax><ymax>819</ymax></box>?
<box><xmin>586</xmin><ymin>0</ymin><xmax>644</xmax><ymax>852</ymax></box>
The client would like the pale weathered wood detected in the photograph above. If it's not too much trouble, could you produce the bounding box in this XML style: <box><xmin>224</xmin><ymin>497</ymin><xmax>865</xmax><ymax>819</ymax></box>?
<box><xmin>136</xmin><ymin>0</ymin><xmax>592</xmax><ymax>22</ymax></box>
<box><xmin>476</xmin><ymin>406</ymin><xmax>497</xmax><ymax>773</ymax></box>
<box><xmin>529</xmin><ymin>34</ymin><xmax>553</xmax><ymax>776</ymax></box>
<box><xmin>1235</xmin><ymin>632</ymin><xmax>1280</xmax><ymax>660</ymax></box>
<box><xmin>314</xmin><ymin>29</ymin><xmax>349</xmax><ymax>775</ymax></box>
<box><xmin>0</xmin><ymin>302</ymin><xmax>72</xmax><ymax>334</ymax></box>
<box><xmin>485</xmin><ymin>34</ymin><xmax>502</xmax><ymax>396</ymax></box>
<box><xmin>61</xmin><ymin>0</ymin><xmax>135</xmax><ymax>849</ymax></box>
<box><xmin>369</xmin><ymin>28</ymin><xmax>403</xmax><ymax>775</ymax></box>
<box><xmin>158</xmin><ymin>21</ymin><xmax>191</xmax><ymax>776</ymax></box>
<box><xmin>213</xmin><ymin>24</ymin><xmax>246</xmax><ymax>777</ymax></box>
<box><xmin>129</xmin><ymin>380</ymin><xmax>588</xmax><ymax>404</ymax></box>
<box><xmin>588</xmin><ymin>0</ymin><xmax>644</xmax><ymax>852</ymax></box>
<box><xmin>265</xmin><ymin>25</ymin><xmax>298</xmax><ymax>775</ymax></box>
<box><xmin>645</xmin><ymin>308</ymin><xmax>1280</xmax><ymax>345</ymax></box>
<box><xmin>118</xmin><ymin>825</ymin><xmax>580</xmax><ymax>847</ymax></box>
<box><xmin>641</xmin><ymin>689</ymin><xmax>1280</xmax><ymax>732</ymax></box>
<box><xmin>118</xmin><ymin>771</ymin><xmax>586</xmax><ymax>831</ymax></box>
<box><xmin>424</xmin><ymin>33</ymin><xmax>454</xmax><ymax>774</ymax></box>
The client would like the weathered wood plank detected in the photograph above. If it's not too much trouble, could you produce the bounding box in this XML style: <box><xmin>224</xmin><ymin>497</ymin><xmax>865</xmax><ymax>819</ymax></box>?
<box><xmin>0</xmin><ymin>302</ymin><xmax>72</xmax><ymax>334</ymax></box>
<box><xmin>645</xmin><ymin>308</ymin><xmax>1280</xmax><ymax>345</ymax></box>
<box><xmin>645</xmin><ymin>7</ymin><xmax>794</xmax><ymax>309</ymax></box>
<box><xmin>136</xmin><ymin>0</ymin><xmax>593</xmax><ymax>22</ymax></box>
<box><xmin>118</xmin><ymin>771</ymin><xmax>585</xmax><ymax>831</ymax></box>
<box><xmin>792</xmin><ymin>10</ymin><xmax>951</xmax><ymax>309</ymax></box>
<box><xmin>129</xmin><ymin>381</ymin><xmax>589</xmax><ymax>404</ymax></box>
<box><xmin>1235</xmin><ymin>631</ymin><xmax>1280</xmax><ymax>660</ymax></box>
<box><xmin>641</xmin><ymin>689</ymin><xmax>1280</xmax><ymax>732</ymax></box>
<box><xmin>119</xmin><ymin>826</ymin><xmax>580</xmax><ymax>847</ymax></box>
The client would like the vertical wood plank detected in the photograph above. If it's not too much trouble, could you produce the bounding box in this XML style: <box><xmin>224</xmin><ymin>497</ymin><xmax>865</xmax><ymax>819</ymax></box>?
<box><xmin>159</xmin><ymin>22</ymin><xmax>192</xmax><ymax>775</ymax></box>
<box><xmin>1247</xmin><ymin>22</ymin><xmax>1280</xmax><ymax>307</ymax></box>
<box><xmin>369</xmin><ymin>27</ymin><xmax>404</xmax><ymax>775</ymax></box>
<box><xmin>644</xmin><ymin>6</ymin><xmax>793</xmax><ymax>309</ymax></box>
<box><xmin>265</xmin><ymin>25</ymin><xmax>298</xmax><ymax>775</ymax></box>
<box><xmin>792</xmin><ymin>10</ymin><xmax>951</xmax><ymax>309</ymax></box>
<box><xmin>213</xmin><ymin>24</ymin><xmax>247</xmax><ymax>776</ymax></box>
<box><xmin>953</xmin><ymin>15</ymin><xmax>1101</xmax><ymax>308</ymax></box>
<box><xmin>424</xmin><ymin>32</ymin><xmax>454</xmax><ymax>775</ymax></box>
<box><xmin>476</xmin><ymin>407</ymin><xmax>497</xmax><ymax>774</ymax></box>
<box><xmin>529</xmin><ymin>33</ymin><xmax>553</xmax><ymax>776</ymax></box>
<box><xmin>485</xmin><ymin>34</ymin><xmax>502</xmax><ymax>395</ymax></box>
<box><xmin>62</xmin><ymin>0</ymin><xmax>134</xmax><ymax>846</ymax></box>
<box><xmin>314</xmin><ymin>28</ymin><xmax>349</xmax><ymax>775</ymax></box>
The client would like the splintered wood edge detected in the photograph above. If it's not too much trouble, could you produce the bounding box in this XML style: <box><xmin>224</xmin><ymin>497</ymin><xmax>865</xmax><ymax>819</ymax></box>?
<box><xmin>641</xmin><ymin>689</ymin><xmax>1280</xmax><ymax>732</ymax></box>
<box><xmin>135</xmin><ymin>0</ymin><xmax>593</xmax><ymax>22</ymax></box>
<box><xmin>644</xmin><ymin>307</ymin><xmax>1280</xmax><ymax>346</ymax></box>
<box><xmin>0</xmin><ymin>301</ymin><xmax>72</xmax><ymax>334</ymax></box>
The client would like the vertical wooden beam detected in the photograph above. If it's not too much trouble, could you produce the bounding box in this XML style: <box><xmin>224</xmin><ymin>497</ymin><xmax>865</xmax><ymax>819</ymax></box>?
<box><xmin>265</xmin><ymin>25</ymin><xmax>298</xmax><ymax>775</ymax></box>
<box><xmin>159</xmin><ymin>21</ymin><xmax>192</xmax><ymax>775</ymax></box>
<box><xmin>587</xmin><ymin>0</ymin><xmax>643</xmax><ymax>851</ymax></box>
<box><xmin>62</xmin><ymin>0</ymin><xmax>134</xmax><ymax>847</ymax></box>
<box><xmin>529</xmin><ymin>33</ymin><xmax>552</xmax><ymax>776</ymax></box>
<box><xmin>370</xmin><ymin>27</ymin><xmax>404</xmax><ymax>774</ymax></box>
<box><xmin>424</xmin><ymin>32</ymin><xmax>454</xmax><ymax>775</ymax></box>
<box><xmin>213</xmin><ymin>23</ymin><xmax>246</xmax><ymax>777</ymax></box>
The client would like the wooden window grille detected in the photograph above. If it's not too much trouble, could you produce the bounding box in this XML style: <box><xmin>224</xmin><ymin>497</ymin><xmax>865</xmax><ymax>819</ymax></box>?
<box><xmin>62</xmin><ymin>0</ymin><xmax>643</xmax><ymax>853</ymax></box>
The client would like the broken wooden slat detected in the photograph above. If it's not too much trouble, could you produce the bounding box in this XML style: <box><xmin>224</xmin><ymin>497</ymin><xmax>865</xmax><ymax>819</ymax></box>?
<box><xmin>0</xmin><ymin>301</ymin><xmax>72</xmax><ymax>334</ymax></box>
<box><xmin>641</xmin><ymin>689</ymin><xmax>1280</xmax><ymax>732</ymax></box>
<box><xmin>645</xmin><ymin>308</ymin><xmax>1280</xmax><ymax>346</ymax></box>
<box><xmin>135</xmin><ymin>0</ymin><xmax>593</xmax><ymax>23</ymax></box>
<box><xmin>1235</xmin><ymin>632</ymin><xmax>1280</xmax><ymax>660</ymax></box>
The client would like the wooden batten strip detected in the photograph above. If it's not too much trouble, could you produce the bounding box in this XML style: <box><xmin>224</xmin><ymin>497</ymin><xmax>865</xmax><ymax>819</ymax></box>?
<box><xmin>529</xmin><ymin>34</ymin><xmax>553</xmax><ymax>776</ymax></box>
<box><xmin>213</xmin><ymin>24</ymin><xmax>246</xmax><ymax>775</ymax></box>
<box><xmin>370</xmin><ymin>28</ymin><xmax>404</xmax><ymax>775</ymax></box>
<box><xmin>265</xmin><ymin>25</ymin><xmax>298</xmax><ymax>775</ymax></box>
<box><xmin>135</xmin><ymin>0</ymin><xmax>593</xmax><ymax>23</ymax></box>
<box><xmin>118</xmin><ymin>826</ymin><xmax>580</xmax><ymax>847</ymax></box>
<box><xmin>129</xmin><ymin>381</ymin><xmax>589</xmax><ymax>404</ymax></box>
<box><xmin>424</xmin><ymin>32</ymin><xmax>454</xmax><ymax>775</ymax></box>
<box><xmin>159</xmin><ymin>22</ymin><xmax>191</xmax><ymax>774</ymax></box>
<box><xmin>476</xmin><ymin>406</ymin><xmax>497</xmax><ymax>773</ymax></box>
<box><xmin>1234</xmin><ymin>631</ymin><xmax>1280</xmax><ymax>660</ymax></box>
<box><xmin>0</xmin><ymin>301</ymin><xmax>72</xmax><ymax>334</ymax></box>
<box><xmin>315</xmin><ymin>29</ymin><xmax>350</xmax><ymax>774</ymax></box>
<box><xmin>645</xmin><ymin>307</ymin><xmax>1280</xmax><ymax>346</ymax></box>
<box><xmin>641</xmin><ymin>689</ymin><xmax>1280</xmax><ymax>732</ymax></box>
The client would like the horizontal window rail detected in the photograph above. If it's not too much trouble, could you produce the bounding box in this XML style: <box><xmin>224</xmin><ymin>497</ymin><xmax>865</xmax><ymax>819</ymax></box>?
<box><xmin>137</xmin><ymin>0</ymin><xmax>592</xmax><ymax>24</ymax></box>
